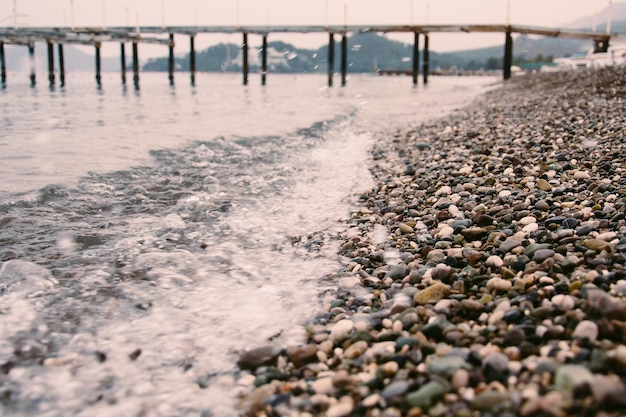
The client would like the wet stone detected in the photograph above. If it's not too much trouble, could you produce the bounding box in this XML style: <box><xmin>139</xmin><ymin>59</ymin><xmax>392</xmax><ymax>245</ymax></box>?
<box><xmin>386</xmin><ymin>265</ymin><xmax>409</xmax><ymax>280</ymax></box>
<box><xmin>499</xmin><ymin>238</ymin><xmax>522</xmax><ymax>253</ymax></box>
<box><xmin>413</xmin><ymin>282</ymin><xmax>451</xmax><ymax>305</ymax></box>
<box><xmin>533</xmin><ymin>249</ymin><xmax>555</xmax><ymax>263</ymax></box>
<box><xmin>237</xmin><ymin>346</ymin><xmax>281</xmax><ymax>370</ymax></box>
<box><xmin>472</xmin><ymin>391</ymin><xmax>512</xmax><ymax>412</ymax></box>
<box><xmin>430</xmin><ymin>355</ymin><xmax>471</xmax><ymax>378</ymax></box>
<box><xmin>554</xmin><ymin>364</ymin><xmax>594</xmax><ymax>392</ymax></box>
<box><xmin>382</xmin><ymin>380</ymin><xmax>410</xmax><ymax>399</ymax></box>
<box><xmin>406</xmin><ymin>381</ymin><xmax>446</xmax><ymax>409</ymax></box>
<box><xmin>286</xmin><ymin>344</ymin><xmax>318</xmax><ymax>367</ymax></box>
<box><xmin>572</xmin><ymin>320</ymin><xmax>598</xmax><ymax>342</ymax></box>
<box><xmin>461</xmin><ymin>227</ymin><xmax>488</xmax><ymax>241</ymax></box>
<box><xmin>535</xmin><ymin>200</ymin><xmax>550</xmax><ymax>211</ymax></box>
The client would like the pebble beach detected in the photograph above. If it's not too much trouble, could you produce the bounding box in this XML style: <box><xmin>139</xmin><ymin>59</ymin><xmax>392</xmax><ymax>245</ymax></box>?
<box><xmin>235</xmin><ymin>66</ymin><xmax>626</xmax><ymax>417</ymax></box>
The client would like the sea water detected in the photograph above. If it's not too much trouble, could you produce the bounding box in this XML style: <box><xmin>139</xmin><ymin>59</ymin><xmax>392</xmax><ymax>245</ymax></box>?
<box><xmin>0</xmin><ymin>72</ymin><xmax>496</xmax><ymax>416</ymax></box>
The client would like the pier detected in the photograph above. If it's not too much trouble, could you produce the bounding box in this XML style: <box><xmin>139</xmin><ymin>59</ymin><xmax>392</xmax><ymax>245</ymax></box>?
<box><xmin>0</xmin><ymin>24</ymin><xmax>618</xmax><ymax>88</ymax></box>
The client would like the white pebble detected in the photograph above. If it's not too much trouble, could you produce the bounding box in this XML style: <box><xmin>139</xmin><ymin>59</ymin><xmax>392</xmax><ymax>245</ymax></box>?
<box><xmin>330</xmin><ymin>319</ymin><xmax>354</xmax><ymax>343</ymax></box>
<box><xmin>522</xmin><ymin>223</ymin><xmax>539</xmax><ymax>233</ymax></box>
<box><xmin>519</xmin><ymin>216</ymin><xmax>537</xmax><ymax>225</ymax></box>
<box><xmin>486</xmin><ymin>255</ymin><xmax>504</xmax><ymax>268</ymax></box>
<box><xmin>596</xmin><ymin>231</ymin><xmax>617</xmax><ymax>241</ymax></box>
<box><xmin>436</xmin><ymin>186</ymin><xmax>452</xmax><ymax>196</ymax></box>
<box><xmin>436</xmin><ymin>226</ymin><xmax>454</xmax><ymax>238</ymax></box>
<box><xmin>572</xmin><ymin>320</ymin><xmax>598</xmax><ymax>342</ymax></box>
<box><xmin>551</xmin><ymin>294</ymin><xmax>575</xmax><ymax>311</ymax></box>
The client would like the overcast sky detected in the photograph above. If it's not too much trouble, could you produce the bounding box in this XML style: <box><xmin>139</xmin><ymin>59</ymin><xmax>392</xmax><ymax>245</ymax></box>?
<box><xmin>0</xmin><ymin>0</ymin><xmax>617</xmax><ymax>55</ymax></box>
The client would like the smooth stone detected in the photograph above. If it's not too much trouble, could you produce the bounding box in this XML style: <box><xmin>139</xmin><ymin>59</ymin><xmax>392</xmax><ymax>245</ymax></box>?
<box><xmin>436</xmin><ymin>186</ymin><xmax>452</xmax><ymax>196</ymax></box>
<box><xmin>591</xmin><ymin>374</ymin><xmax>626</xmax><ymax>403</ymax></box>
<box><xmin>574</xmin><ymin>170</ymin><xmax>591</xmax><ymax>180</ymax></box>
<box><xmin>561</xmin><ymin>218</ymin><xmax>580</xmax><ymax>229</ymax></box>
<box><xmin>382</xmin><ymin>380</ymin><xmax>410</xmax><ymax>399</ymax></box>
<box><xmin>386</xmin><ymin>265</ymin><xmax>409</xmax><ymax>280</ymax></box>
<box><xmin>326</xmin><ymin>396</ymin><xmax>354</xmax><ymax>417</ymax></box>
<box><xmin>597</xmin><ymin>231</ymin><xmax>617</xmax><ymax>241</ymax></box>
<box><xmin>451</xmin><ymin>368</ymin><xmax>470</xmax><ymax>390</ymax></box>
<box><xmin>533</xmin><ymin>249</ymin><xmax>555</xmax><ymax>263</ymax></box>
<box><xmin>535</xmin><ymin>200</ymin><xmax>550</xmax><ymax>211</ymax></box>
<box><xmin>362</xmin><ymin>393</ymin><xmax>382</xmax><ymax>408</ymax></box>
<box><xmin>237</xmin><ymin>345</ymin><xmax>281</xmax><ymax>370</ymax></box>
<box><xmin>486</xmin><ymin>255</ymin><xmax>504</xmax><ymax>268</ymax></box>
<box><xmin>519</xmin><ymin>216</ymin><xmax>537</xmax><ymax>225</ymax></box>
<box><xmin>576</xmin><ymin>224</ymin><xmax>594</xmax><ymax>236</ymax></box>
<box><xmin>483</xmin><ymin>353</ymin><xmax>509</xmax><ymax>381</ymax></box>
<box><xmin>461</xmin><ymin>227</ymin><xmax>487</xmax><ymax>241</ymax></box>
<box><xmin>471</xmin><ymin>391</ymin><xmax>511</xmax><ymax>412</ymax></box>
<box><xmin>499</xmin><ymin>238</ymin><xmax>523</xmax><ymax>253</ymax></box>
<box><xmin>524</xmin><ymin>243</ymin><xmax>551</xmax><ymax>258</ymax></box>
<box><xmin>522</xmin><ymin>223</ymin><xmax>539</xmax><ymax>233</ymax></box>
<box><xmin>331</xmin><ymin>319</ymin><xmax>355</xmax><ymax>343</ymax></box>
<box><xmin>551</xmin><ymin>294</ymin><xmax>576</xmax><ymax>311</ymax></box>
<box><xmin>413</xmin><ymin>282</ymin><xmax>451</xmax><ymax>305</ymax></box>
<box><xmin>501</xmin><ymin>267</ymin><xmax>517</xmax><ymax>279</ymax></box>
<box><xmin>399</xmin><ymin>223</ymin><xmax>414</xmax><ymax>234</ymax></box>
<box><xmin>344</xmin><ymin>341</ymin><xmax>369</xmax><ymax>359</ymax></box>
<box><xmin>488</xmin><ymin>278</ymin><xmax>512</xmax><ymax>292</ymax></box>
<box><xmin>311</xmin><ymin>377</ymin><xmax>335</xmax><ymax>395</ymax></box>
<box><xmin>584</xmin><ymin>239</ymin><xmax>611</xmax><ymax>251</ymax></box>
<box><xmin>406</xmin><ymin>381</ymin><xmax>446</xmax><ymax>409</ymax></box>
<box><xmin>437</xmin><ymin>226</ymin><xmax>455</xmax><ymax>238</ymax></box>
<box><xmin>537</xmin><ymin>179</ymin><xmax>552</xmax><ymax>191</ymax></box>
<box><xmin>572</xmin><ymin>320</ymin><xmax>598</xmax><ymax>342</ymax></box>
<box><xmin>498</xmin><ymin>190</ymin><xmax>512</xmax><ymax>199</ymax></box>
<box><xmin>475</xmin><ymin>214</ymin><xmax>494</xmax><ymax>227</ymax></box>
<box><xmin>428</xmin><ymin>356</ymin><xmax>470</xmax><ymax>378</ymax></box>
<box><xmin>554</xmin><ymin>364</ymin><xmax>594</xmax><ymax>392</ymax></box>
<box><xmin>286</xmin><ymin>344</ymin><xmax>318</xmax><ymax>367</ymax></box>
<box><xmin>587</xmin><ymin>289</ymin><xmax>626</xmax><ymax>319</ymax></box>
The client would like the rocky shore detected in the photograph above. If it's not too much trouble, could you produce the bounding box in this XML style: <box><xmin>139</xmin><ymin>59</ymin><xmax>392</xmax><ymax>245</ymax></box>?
<box><xmin>235</xmin><ymin>66</ymin><xmax>626</xmax><ymax>417</ymax></box>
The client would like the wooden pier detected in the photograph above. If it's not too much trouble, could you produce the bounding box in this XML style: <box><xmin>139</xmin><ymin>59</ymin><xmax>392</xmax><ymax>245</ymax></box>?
<box><xmin>0</xmin><ymin>24</ymin><xmax>618</xmax><ymax>89</ymax></box>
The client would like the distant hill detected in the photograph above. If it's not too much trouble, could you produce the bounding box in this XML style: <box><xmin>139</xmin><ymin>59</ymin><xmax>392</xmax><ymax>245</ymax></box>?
<box><xmin>143</xmin><ymin>25</ymin><xmax>617</xmax><ymax>74</ymax></box>
<box><xmin>143</xmin><ymin>33</ymin><xmax>445</xmax><ymax>74</ymax></box>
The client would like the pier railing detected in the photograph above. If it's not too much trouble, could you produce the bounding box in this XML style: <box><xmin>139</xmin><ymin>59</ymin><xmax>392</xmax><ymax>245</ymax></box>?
<box><xmin>0</xmin><ymin>24</ymin><xmax>618</xmax><ymax>89</ymax></box>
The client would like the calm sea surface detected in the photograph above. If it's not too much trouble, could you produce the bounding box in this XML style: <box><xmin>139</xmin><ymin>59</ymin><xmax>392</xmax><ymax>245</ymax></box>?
<box><xmin>0</xmin><ymin>72</ymin><xmax>496</xmax><ymax>416</ymax></box>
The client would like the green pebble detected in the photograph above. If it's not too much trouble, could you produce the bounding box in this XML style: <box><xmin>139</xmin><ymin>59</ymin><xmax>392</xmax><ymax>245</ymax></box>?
<box><xmin>406</xmin><ymin>381</ymin><xmax>446</xmax><ymax>409</ymax></box>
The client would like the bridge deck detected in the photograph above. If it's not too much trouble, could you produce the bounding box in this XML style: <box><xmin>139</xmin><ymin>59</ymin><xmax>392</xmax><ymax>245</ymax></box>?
<box><xmin>0</xmin><ymin>24</ymin><xmax>618</xmax><ymax>45</ymax></box>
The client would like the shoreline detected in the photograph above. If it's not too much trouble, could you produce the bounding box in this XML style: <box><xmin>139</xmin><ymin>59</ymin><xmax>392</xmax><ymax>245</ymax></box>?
<box><xmin>236</xmin><ymin>66</ymin><xmax>626</xmax><ymax>416</ymax></box>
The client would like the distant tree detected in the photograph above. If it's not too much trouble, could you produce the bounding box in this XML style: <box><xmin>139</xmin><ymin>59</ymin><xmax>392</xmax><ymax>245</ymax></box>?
<box><xmin>486</xmin><ymin>57</ymin><xmax>502</xmax><ymax>70</ymax></box>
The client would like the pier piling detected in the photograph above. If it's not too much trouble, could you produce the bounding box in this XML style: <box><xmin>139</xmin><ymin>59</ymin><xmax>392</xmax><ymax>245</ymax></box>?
<box><xmin>423</xmin><ymin>34</ymin><xmax>429</xmax><ymax>85</ymax></box>
<box><xmin>120</xmin><ymin>43</ymin><xmax>127</xmax><ymax>85</ymax></box>
<box><xmin>341</xmin><ymin>34</ymin><xmax>347</xmax><ymax>87</ymax></box>
<box><xmin>242</xmin><ymin>32</ymin><xmax>249</xmax><ymax>86</ymax></box>
<box><xmin>503</xmin><ymin>29</ymin><xmax>512</xmax><ymax>80</ymax></box>
<box><xmin>412</xmin><ymin>32</ymin><xmax>419</xmax><ymax>86</ymax></box>
<box><xmin>327</xmin><ymin>33</ymin><xmax>335</xmax><ymax>87</ymax></box>
<box><xmin>189</xmin><ymin>35</ymin><xmax>196</xmax><ymax>86</ymax></box>
<box><xmin>47</xmin><ymin>41</ymin><xmax>55</xmax><ymax>86</ymax></box>
<box><xmin>261</xmin><ymin>35</ymin><xmax>267</xmax><ymax>86</ymax></box>
<box><xmin>168</xmin><ymin>33</ymin><xmax>175</xmax><ymax>86</ymax></box>
<box><xmin>58</xmin><ymin>44</ymin><xmax>65</xmax><ymax>86</ymax></box>
<box><xmin>0</xmin><ymin>42</ymin><xmax>5</xmax><ymax>86</ymax></box>
<box><xmin>132</xmin><ymin>41</ymin><xmax>140</xmax><ymax>89</ymax></box>
<box><xmin>95</xmin><ymin>42</ymin><xmax>102</xmax><ymax>86</ymax></box>
<box><xmin>28</xmin><ymin>43</ymin><xmax>36</xmax><ymax>87</ymax></box>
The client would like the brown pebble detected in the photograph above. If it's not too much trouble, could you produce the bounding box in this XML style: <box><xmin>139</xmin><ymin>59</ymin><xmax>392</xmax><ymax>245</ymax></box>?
<box><xmin>129</xmin><ymin>349</ymin><xmax>142</xmax><ymax>361</ymax></box>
